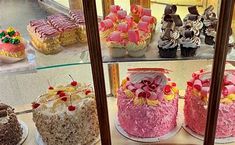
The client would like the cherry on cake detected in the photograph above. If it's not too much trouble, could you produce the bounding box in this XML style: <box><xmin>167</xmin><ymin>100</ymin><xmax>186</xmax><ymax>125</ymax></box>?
<box><xmin>0</xmin><ymin>27</ymin><xmax>26</xmax><ymax>63</ymax></box>
<box><xmin>0</xmin><ymin>103</ymin><xmax>23</xmax><ymax>145</ymax></box>
<box><xmin>184</xmin><ymin>63</ymin><xmax>235</xmax><ymax>138</ymax></box>
<box><xmin>32</xmin><ymin>78</ymin><xmax>99</xmax><ymax>145</ymax></box>
<box><xmin>117</xmin><ymin>68</ymin><xmax>179</xmax><ymax>138</ymax></box>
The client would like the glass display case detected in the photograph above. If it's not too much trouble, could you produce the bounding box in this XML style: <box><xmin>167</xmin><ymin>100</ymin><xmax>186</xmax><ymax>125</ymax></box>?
<box><xmin>0</xmin><ymin>0</ymin><xmax>234</xmax><ymax>145</ymax></box>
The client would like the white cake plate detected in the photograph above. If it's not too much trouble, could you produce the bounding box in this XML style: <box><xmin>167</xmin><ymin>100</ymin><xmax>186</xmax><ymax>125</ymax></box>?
<box><xmin>183</xmin><ymin>124</ymin><xmax>235</xmax><ymax>144</ymax></box>
<box><xmin>18</xmin><ymin>120</ymin><xmax>29</xmax><ymax>145</ymax></box>
<box><xmin>115</xmin><ymin>117</ymin><xmax>182</xmax><ymax>143</ymax></box>
<box><xmin>36</xmin><ymin>130</ymin><xmax>100</xmax><ymax>145</ymax></box>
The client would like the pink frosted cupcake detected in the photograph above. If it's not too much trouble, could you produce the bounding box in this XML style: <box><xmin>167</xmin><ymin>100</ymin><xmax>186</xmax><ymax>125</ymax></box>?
<box><xmin>137</xmin><ymin>21</ymin><xmax>152</xmax><ymax>45</ymax></box>
<box><xmin>99</xmin><ymin>19</ymin><xmax>115</xmax><ymax>42</ymax></box>
<box><xmin>126</xmin><ymin>30</ymin><xmax>147</xmax><ymax>57</ymax></box>
<box><xmin>140</xmin><ymin>15</ymin><xmax>157</xmax><ymax>33</ymax></box>
<box><xmin>130</xmin><ymin>4</ymin><xmax>143</xmax><ymax>23</ymax></box>
<box><xmin>106</xmin><ymin>31</ymin><xmax>127</xmax><ymax>58</ymax></box>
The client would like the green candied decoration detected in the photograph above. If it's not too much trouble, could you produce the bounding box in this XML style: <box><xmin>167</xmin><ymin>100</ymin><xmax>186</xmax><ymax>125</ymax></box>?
<box><xmin>8</xmin><ymin>30</ymin><xmax>15</xmax><ymax>37</ymax></box>
<box><xmin>10</xmin><ymin>38</ymin><xmax>20</xmax><ymax>44</ymax></box>
<box><xmin>0</xmin><ymin>32</ymin><xmax>6</xmax><ymax>39</ymax></box>
<box><xmin>2</xmin><ymin>37</ymin><xmax>10</xmax><ymax>43</ymax></box>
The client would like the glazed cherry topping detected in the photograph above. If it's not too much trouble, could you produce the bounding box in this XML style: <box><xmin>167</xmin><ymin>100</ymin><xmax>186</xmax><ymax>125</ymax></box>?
<box><xmin>200</xmin><ymin>69</ymin><xmax>204</xmax><ymax>73</ymax></box>
<box><xmin>138</xmin><ymin>92</ymin><xmax>146</xmax><ymax>98</ymax></box>
<box><xmin>85</xmin><ymin>90</ymin><xmax>91</xmax><ymax>95</ymax></box>
<box><xmin>146</xmin><ymin>91</ymin><xmax>151</xmax><ymax>98</ymax></box>
<box><xmin>48</xmin><ymin>86</ymin><xmax>54</xmax><ymax>90</ymax></box>
<box><xmin>71</xmin><ymin>81</ymin><xmax>78</xmax><ymax>86</ymax></box>
<box><xmin>222</xmin><ymin>88</ymin><xmax>228</xmax><ymax>96</ymax></box>
<box><xmin>57</xmin><ymin>91</ymin><xmax>63</xmax><ymax>95</ymax></box>
<box><xmin>59</xmin><ymin>92</ymin><xmax>66</xmax><ymax>97</ymax></box>
<box><xmin>171</xmin><ymin>82</ymin><xmax>176</xmax><ymax>87</ymax></box>
<box><xmin>68</xmin><ymin>105</ymin><xmax>76</xmax><ymax>111</ymax></box>
<box><xmin>164</xmin><ymin>85</ymin><xmax>171</xmax><ymax>94</ymax></box>
<box><xmin>187</xmin><ymin>81</ymin><xmax>193</xmax><ymax>87</ymax></box>
<box><xmin>61</xmin><ymin>97</ymin><xmax>67</xmax><ymax>102</ymax></box>
<box><xmin>126</xmin><ymin>77</ymin><xmax>130</xmax><ymax>81</ymax></box>
<box><xmin>32</xmin><ymin>102</ymin><xmax>40</xmax><ymax>109</ymax></box>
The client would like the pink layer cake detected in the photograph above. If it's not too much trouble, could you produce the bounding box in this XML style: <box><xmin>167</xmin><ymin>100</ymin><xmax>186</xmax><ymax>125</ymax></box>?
<box><xmin>184</xmin><ymin>64</ymin><xmax>235</xmax><ymax>138</ymax></box>
<box><xmin>117</xmin><ymin>68</ymin><xmax>179</xmax><ymax>138</ymax></box>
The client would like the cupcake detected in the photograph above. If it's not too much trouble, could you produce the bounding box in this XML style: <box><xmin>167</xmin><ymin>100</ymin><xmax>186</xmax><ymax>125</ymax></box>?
<box><xmin>161</xmin><ymin>5</ymin><xmax>182</xmax><ymax>29</ymax></box>
<box><xmin>204</xmin><ymin>24</ymin><xmax>216</xmax><ymax>45</ymax></box>
<box><xmin>126</xmin><ymin>29</ymin><xmax>147</xmax><ymax>57</ymax></box>
<box><xmin>158</xmin><ymin>26</ymin><xmax>179</xmax><ymax>58</ymax></box>
<box><xmin>99</xmin><ymin>19</ymin><xmax>115</xmax><ymax>42</ymax></box>
<box><xmin>130</xmin><ymin>4</ymin><xmax>143</xmax><ymax>23</ymax></box>
<box><xmin>137</xmin><ymin>21</ymin><xmax>152</xmax><ymax>45</ymax></box>
<box><xmin>202</xmin><ymin>5</ymin><xmax>218</xmax><ymax>35</ymax></box>
<box><xmin>179</xmin><ymin>30</ymin><xmax>201</xmax><ymax>57</ymax></box>
<box><xmin>107</xmin><ymin>31</ymin><xmax>127</xmax><ymax>58</ymax></box>
<box><xmin>140</xmin><ymin>15</ymin><xmax>157</xmax><ymax>33</ymax></box>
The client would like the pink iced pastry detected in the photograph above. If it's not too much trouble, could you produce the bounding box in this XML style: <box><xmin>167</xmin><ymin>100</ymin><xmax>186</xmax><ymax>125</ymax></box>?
<box><xmin>184</xmin><ymin>64</ymin><xmax>235</xmax><ymax>138</ymax></box>
<box><xmin>117</xmin><ymin>68</ymin><xmax>179</xmax><ymax>138</ymax></box>
<box><xmin>0</xmin><ymin>27</ymin><xmax>26</xmax><ymax>63</ymax></box>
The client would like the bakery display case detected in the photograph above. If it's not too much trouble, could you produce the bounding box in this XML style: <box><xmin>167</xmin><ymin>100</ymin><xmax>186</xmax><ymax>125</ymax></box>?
<box><xmin>0</xmin><ymin>0</ymin><xmax>235</xmax><ymax>145</ymax></box>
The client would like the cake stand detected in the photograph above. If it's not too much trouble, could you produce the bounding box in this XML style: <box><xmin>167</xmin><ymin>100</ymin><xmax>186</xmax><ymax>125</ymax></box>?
<box><xmin>18</xmin><ymin>120</ymin><xmax>29</xmax><ymax>145</ymax></box>
<box><xmin>183</xmin><ymin>124</ymin><xmax>235</xmax><ymax>144</ymax></box>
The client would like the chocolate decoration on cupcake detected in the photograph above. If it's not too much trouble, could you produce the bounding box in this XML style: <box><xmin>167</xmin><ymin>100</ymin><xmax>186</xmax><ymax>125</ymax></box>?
<box><xmin>188</xmin><ymin>6</ymin><xmax>199</xmax><ymax>15</ymax></box>
<box><xmin>170</xmin><ymin>14</ymin><xmax>183</xmax><ymax>27</ymax></box>
<box><xmin>188</xmin><ymin>14</ymin><xmax>198</xmax><ymax>21</ymax></box>
<box><xmin>184</xmin><ymin>30</ymin><xmax>194</xmax><ymax>38</ymax></box>
<box><xmin>164</xmin><ymin>5</ymin><xmax>177</xmax><ymax>15</ymax></box>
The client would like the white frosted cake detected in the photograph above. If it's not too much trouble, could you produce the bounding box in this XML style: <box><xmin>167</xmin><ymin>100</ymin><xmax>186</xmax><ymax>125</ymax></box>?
<box><xmin>32</xmin><ymin>80</ymin><xmax>99</xmax><ymax>145</ymax></box>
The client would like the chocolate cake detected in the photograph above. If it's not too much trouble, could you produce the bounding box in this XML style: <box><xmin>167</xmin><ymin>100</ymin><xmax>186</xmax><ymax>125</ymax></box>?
<box><xmin>0</xmin><ymin>103</ymin><xmax>22</xmax><ymax>145</ymax></box>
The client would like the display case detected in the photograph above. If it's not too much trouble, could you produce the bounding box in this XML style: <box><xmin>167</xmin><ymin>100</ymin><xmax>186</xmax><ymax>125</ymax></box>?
<box><xmin>0</xmin><ymin>0</ymin><xmax>235</xmax><ymax>145</ymax></box>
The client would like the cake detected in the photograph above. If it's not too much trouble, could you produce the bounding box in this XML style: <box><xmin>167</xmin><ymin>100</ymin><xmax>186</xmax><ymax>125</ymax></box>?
<box><xmin>184</xmin><ymin>64</ymin><xmax>235</xmax><ymax>138</ymax></box>
<box><xmin>47</xmin><ymin>14</ymin><xmax>79</xmax><ymax>46</ymax></box>
<box><xmin>0</xmin><ymin>103</ymin><xmax>23</xmax><ymax>145</ymax></box>
<box><xmin>0</xmin><ymin>27</ymin><xmax>26</xmax><ymax>63</ymax></box>
<box><xmin>117</xmin><ymin>68</ymin><xmax>179</xmax><ymax>138</ymax></box>
<box><xmin>158</xmin><ymin>24</ymin><xmax>179</xmax><ymax>58</ymax></box>
<box><xmin>27</xmin><ymin>19</ymin><xmax>62</xmax><ymax>55</ymax></box>
<box><xmin>32</xmin><ymin>78</ymin><xmax>99</xmax><ymax>145</ymax></box>
<box><xmin>179</xmin><ymin>29</ymin><xmax>201</xmax><ymax>57</ymax></box>
<box><xmin>107</xmin><ymin>31</ymin><xmax>127</xmax><ymax>58</ymax></box>
<box><xmin>126</xmin><ymin>29</ymin><xmax>147</xmax><ymax>57</ymax></box>
<box><xmin>69</xmin><ymin>10</ymin><xmax>87</xmax><ymax>43</ymax></box>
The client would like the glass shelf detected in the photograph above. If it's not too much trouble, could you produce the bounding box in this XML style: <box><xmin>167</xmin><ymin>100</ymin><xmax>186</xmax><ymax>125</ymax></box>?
<box><xmin>1</xmin><ymin>0</ymin><xmax>235</xmax><ymax>74</ymax></box>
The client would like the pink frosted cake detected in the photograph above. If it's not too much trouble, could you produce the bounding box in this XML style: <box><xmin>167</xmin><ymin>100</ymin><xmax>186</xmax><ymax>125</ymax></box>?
<box><xmin>184</xmin><ymin>64</ymin><xmax>235</xmax><ymax>138</ymax></box>
<box><xmin>117</xmin><ymin>68</ymin><xmax>179</xmax><ymax>138</ymax></box>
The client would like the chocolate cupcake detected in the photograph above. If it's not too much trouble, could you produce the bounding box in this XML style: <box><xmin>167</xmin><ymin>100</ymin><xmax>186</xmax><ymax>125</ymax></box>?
<box><xmin>204</xmin><ymin>22</ymin><xmax>217</xmax><ymax>45</ymax></box>
<box><xmin>202</xmin><ymin>5</ymin><xmax>218</xmax><ymax>35</ymax></box>
<box><xmin>158</xmin><ymin>26</ymin><xmax>179</xmax><ymax>58</ymax></box>
<box><xmin>179</xmin><ymin>30</ymin><xmax>201</xmax><ymax>57</ymax></box>
<box><xmin>161</xmin><ymin>5</ymin><xmax>182</xmax><ymax>30</ymax></box>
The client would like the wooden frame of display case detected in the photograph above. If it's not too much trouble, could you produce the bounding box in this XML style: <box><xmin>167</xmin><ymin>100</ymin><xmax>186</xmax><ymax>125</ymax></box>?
<box><xmin>82</xmin><ymin>0</ymin><xmax>234</xmax><ymax>145</ymax></box>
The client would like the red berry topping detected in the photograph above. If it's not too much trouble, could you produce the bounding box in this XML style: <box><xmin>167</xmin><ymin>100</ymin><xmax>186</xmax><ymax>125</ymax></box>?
<box><xmin>222</xmin><ymin>88</ymin><xmax>228</xmax><ymax>96</ymax></box>
<box><xmin>48</xmin><ymin>86</ymin><xmax>54</xmax><ymax>90</ymax></box>
<box><xmin>168</xmin><ymin>78</ymin><xmax>171</xmax><ymax>81</ymax></box>
<box><xmin>85</xmin><ymin>90</ymin><xmax>91</xmax><ymax>95</ymax></box>
<box><xmin>71</xmin><ymin>81</ymin><xmax>78</xmax><ymax>86</ymax></box>
<box><xmin>164</xmin><ymin>85</ymin><xmax>171</xmax><ymax>94</ymax></box>
<box><xmin>68</xmin><ymin>105</ymin><xmax>76</xmax><ymax>111</ymax></box>
<box><xmin>126</xmin><ymin>77</ymin><xmax>130</xmax><ymax>81</ymax></box>
<box><xmin>57</xmin><ymin>90</ymin><xmax>63</xmax><ymax>95</ymax></box>
<box><xmin>146</xmin><ymin>91</ymin><xmax>151</xmax><ymax>98</ymax></box>
<box><xmin>59</xmin><ymin>92</ymin><xmax>66</xmax><ymax>97</ymax></box>
<box><xmin>187</xmin><ymin>81</ymin><xmax>193</xmax><ymax>87</ymax></box>
<box><xmin>171</xmin><ymin>82</ymin><xmax>176</xmax><ymax>87</ymax></box>
<box><xmin>32</xmin><ymin>102</ymin><xmax>40</xmax><ymax>109</ymax></box>
<box><xmin>138</xmin><ymin>91</ymin><xmax>146</xmax><ymax>98</ymax></box>
<box><xmin>200</xmin><ymin>69</ymin><xmax>204</xmax><ymax>73</ymax></box>
<box><xmin>61</xmin><ymin>97</ymin><xmax>67</xmax><ymax>102</ymax></box>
